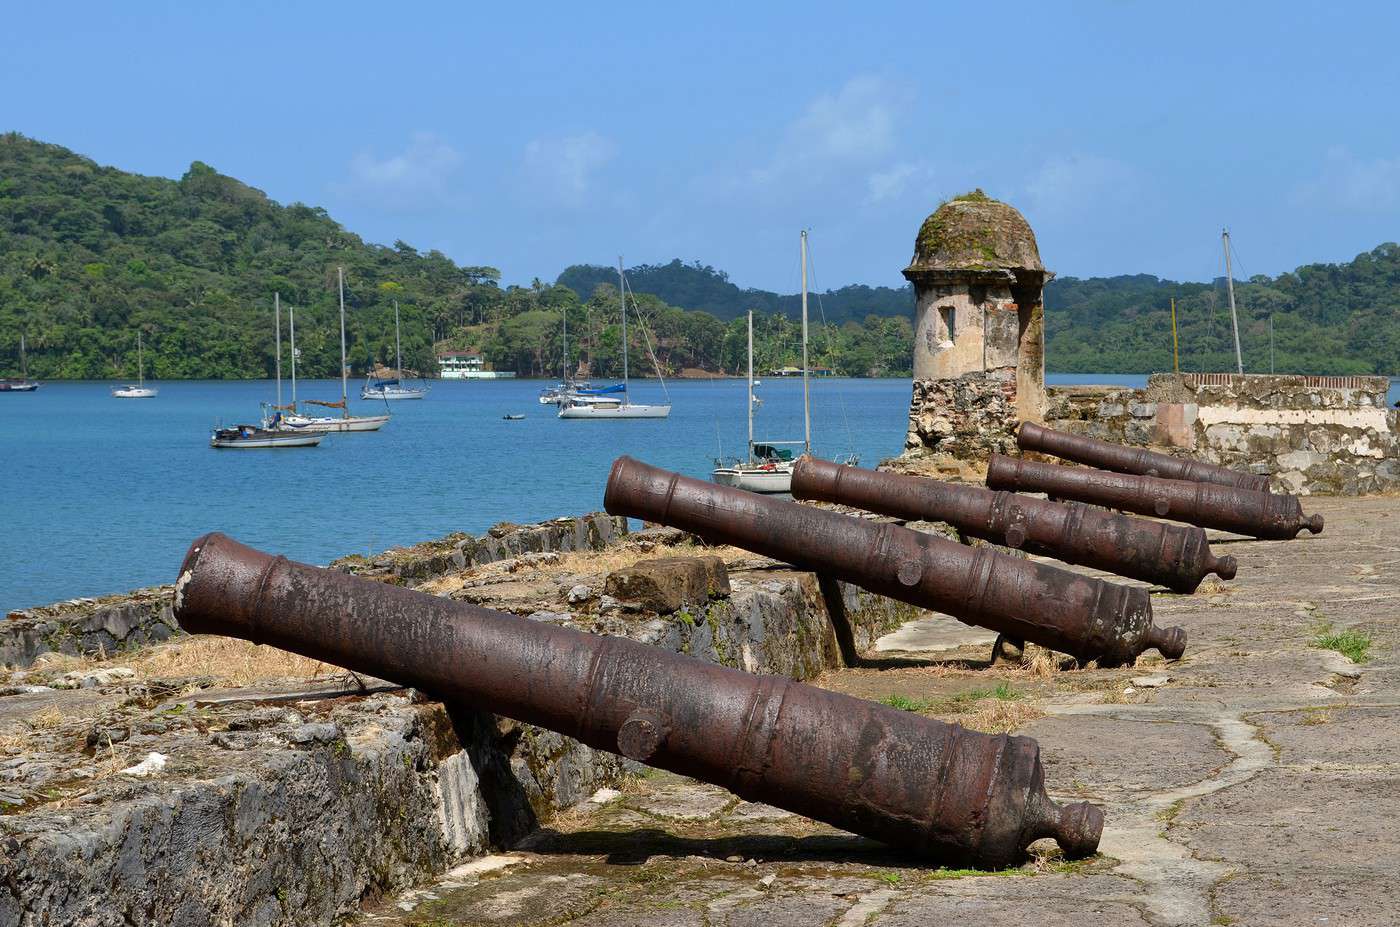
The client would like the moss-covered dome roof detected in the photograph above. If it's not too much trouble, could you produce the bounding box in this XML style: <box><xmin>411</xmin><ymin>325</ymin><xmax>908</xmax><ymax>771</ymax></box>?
<box><xmin>904</xmin><ymin>190</ymin><xmax>1044</xmax><ymax>278</ymax></box>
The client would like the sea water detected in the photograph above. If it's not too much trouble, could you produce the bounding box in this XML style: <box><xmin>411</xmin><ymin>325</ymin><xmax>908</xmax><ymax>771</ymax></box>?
<box><xmin>2</xmin><ymin>377</ymin><xmax>903</xmax><ymax>610</ymax></box>
<box><xmin>3</xmin><ymin>374</ymin><xmax>1396</xmax><ymax>610</ymax></box>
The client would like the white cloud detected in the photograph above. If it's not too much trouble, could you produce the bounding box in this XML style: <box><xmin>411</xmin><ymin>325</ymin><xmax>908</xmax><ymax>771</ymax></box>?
<box><xmin>746</xmin><ymin>75</ymin><xmax>908</xmax><ymax>192</ymax></box>
<box><xmin>338</xmin><ymin>132</ymin><xmax>462</xmax><ymax>211</ymax></box>
<box><xmin>793</xmin><ymin>75</ymin><xmax>899</xmax><ymax>162</ymax></box>
<box><xmin>522</xmin><ymin>131</ymin><xmax>617</xmax><ymax>207</ymax></box>
<box><xmin>1292</xmin><ymin>146</ymin><xmax>1400</xmax><ymax>211</ymax></box>
<box><xmin>1024</xmin><ymin>154</ymin><xmax>1139</xmax><ymax>216</ymax></box>
<box><xmin>865</xmin><ymin>161</ymin><xmax>934</xmax><ymax>205</ymax></box>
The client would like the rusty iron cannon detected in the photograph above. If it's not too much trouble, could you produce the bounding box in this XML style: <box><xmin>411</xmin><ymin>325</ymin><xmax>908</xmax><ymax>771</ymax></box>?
<box><xmin>604</xmin><ymin>456</ymin><xmax>1186</xmax><ymax>665</ymax></box>
<box><xmin>789</xmin><ymin>456</ymin><xmax>1235</xmax><ymax>594</ymax></box>
<box><xmin>1017</xmin><ymin>421</ymin><xmax>1271</xmax><ymax>493</ymax></box>
<box><xmin>174</xmin><ymin>531</ymin><xmax>1103</xmax><ymax>867</ymax></box>
<box><xmin>986</xmin><ymin>454</ymin><xmax>1324</xmax><ymax>540</ymax></box>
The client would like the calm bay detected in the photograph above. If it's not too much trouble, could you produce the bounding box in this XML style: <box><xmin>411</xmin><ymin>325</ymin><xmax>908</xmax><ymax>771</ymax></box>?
<box><xmin>5</xmin><ymin>374</ymin><xmax>1395</xmax><ymax>611</ymax></box>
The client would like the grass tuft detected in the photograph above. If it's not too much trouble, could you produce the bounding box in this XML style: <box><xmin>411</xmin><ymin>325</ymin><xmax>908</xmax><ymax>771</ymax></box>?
<box><xmin>879</xmin><ymin>694</ymin><xmax>934</xmax><ymax>713</ymax></box>
<box><xmin>1311</xmin><ymin>626</ymin><xmax>1371</xmax><ymax>664</ymax></box>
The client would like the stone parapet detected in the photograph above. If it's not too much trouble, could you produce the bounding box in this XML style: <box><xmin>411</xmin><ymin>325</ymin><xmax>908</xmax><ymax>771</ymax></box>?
<box><xmin>2</xmin><ymin>514</ymin><xmax>630</xmax><ymax>669</ymax></box>
<box><xmin>0</xmin><ymin>536</ymin><xmax>913</xmax><ymax>926</ymax></box>
<box><xmin>1045</xmin><ymin>374</ymin><xmax>1399</xmax><ymax>495</ymax></box>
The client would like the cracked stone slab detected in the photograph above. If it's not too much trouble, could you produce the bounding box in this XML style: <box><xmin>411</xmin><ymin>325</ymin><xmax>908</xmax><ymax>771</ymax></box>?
<box><xmin>624</xmin><ymin>777</ymin><xmax>735</xmax><ymax>821</ymax></box>
<box><xmin>873</xmin><ymin>615</ymin><xmax>997</xmax><ymax>653</ymax></box>
<box><xmin>1022</xmin><ymin>715</ymin><xmax>1230</xmax><ymax>797</ymax></box>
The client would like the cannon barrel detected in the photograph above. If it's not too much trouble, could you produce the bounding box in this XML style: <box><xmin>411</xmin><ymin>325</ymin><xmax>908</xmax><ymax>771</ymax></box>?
<box><xmin>790</xmin><ymin>457</ymin><xmax>1236</xmax><ymax>593</ymax></box>
<box><xmin>174</xmin><ymin>531</ymin><xmax>1103</xmax><ymax>868</ymax></box>
<box><xmin>986</xmin><ymin>455</ymin><xmax>1324</xmax><ymax>540</ymax></box>
<box><xmin>1017</xmin><ymin>421</ymin><xmax>1271</xmax><ymax>493</ymax></box>
<box><xmin>604</xmin><ymin>456</ymin><xmax>1185</xmax><ymax>665</ymax></box>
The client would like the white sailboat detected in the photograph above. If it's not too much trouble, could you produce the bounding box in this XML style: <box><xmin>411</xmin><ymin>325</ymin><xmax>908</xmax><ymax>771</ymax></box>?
<box><xmin>361</xmin><ymin>300</ymin><xmax>429</xmax><ymax>400</ymax></box>
<box><xmin>558</xmin><ymin>258</ymin><xmax>671</xmax><ymax>420</ymax></box>
<box><xmin>538</xmin><ymin>309</ymin><xmax>597</xmax><ymax>403</ymax></box>
<box><xmin>1</xmin><ymin>334</ymin><xmax>39</xmax><ymax>392</ymax></box>
<box><xmin>282</xmin><ymin>267</ymin><xmax>391</xmax><ymax>433</ymax></box>
<box><xmin>712</xmin><ymin>231</ymin><xmax>857</xmax><ymax>492</ymax></box>
<box><xmin>214</xmin><ymin>293</ymin><xmax>324</xmax><ymax>448</ymax></box>
<box><xmin>112</xmin><ymin>331</ymin><xmax>157</xmax><ymax>398</ymax></box>
<box><xmin>712</xmin><ymin>310</ymin><xmax>800</xmax><ymax>492</ymax></box>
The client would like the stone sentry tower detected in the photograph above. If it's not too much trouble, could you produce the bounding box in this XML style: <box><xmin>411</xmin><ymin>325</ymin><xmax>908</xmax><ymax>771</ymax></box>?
<box><xmin>902</xmin><ymin>191</ymin><xmax>1049</xmax><ymax>465</ymax></box>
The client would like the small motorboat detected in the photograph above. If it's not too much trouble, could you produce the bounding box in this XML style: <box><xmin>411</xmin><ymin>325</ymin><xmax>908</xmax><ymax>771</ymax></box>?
<box><xmin>503</xmin><ymin>413</ymin><xmax>525</xmax><ymax>420</ymax></box>
<box><xmin>210</xmin><ymin>425</ymin><xmax>324</xmax><ymax>449</ymax></box>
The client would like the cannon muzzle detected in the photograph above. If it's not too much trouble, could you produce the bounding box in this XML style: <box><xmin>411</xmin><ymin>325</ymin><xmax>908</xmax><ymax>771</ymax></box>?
<box><xmin>790</xmin><ymin>456</ymin><xmax>1236</xmax><ymax>593</ymax></box>
<box><xmin>174</xmin><ymin>531</ymin><xmax>1102</xmax><ymax>867</ymax></box>
<box><xmin>604</xmin><ymin>457</ymin><xmax>1186</xmax><ymax>664</ymax></box>
<box><xmin>1017</xmin><ymin>421</ymin><xmax>1271</xmax><ymax>493</ymax></box>
<box><xmin>986</xmin><ymin>455</ymin><xmax>1323</xmax><ymax>540</ymax></box>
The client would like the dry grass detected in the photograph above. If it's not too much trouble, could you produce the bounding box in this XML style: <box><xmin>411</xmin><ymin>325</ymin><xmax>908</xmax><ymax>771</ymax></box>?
<box><xmin>1016</xmin><ymin>644</ymin><xmax>1068</xmax><ymax>678</ymax></box>
<box><xmin>29</xmin><ymin>637</ymin><xmax>332</xmax><ymax>689</ymax></box>
<box><xmin>419</xmin><ymin>541</ymin><xmax>756</xmax><ymax>598</ymax></box>
<box><xmin>958</xmin><ymin>698</ymin><xmax>1045</xmax><ymax>734</ymax></box>
<box><xmin>92</xmin><ymin>732</ymin><xmax>131</xmax><ymax>780</ymax></box>
<box><xmin>1196</xmin><ymin>577</ymin><xmax>1234</xmax><ymax>596</ymax></box>
<box><xmin>549</xmin><ymin>542</ymin><xmax>751</xmax><ymax>578</ymax></box>
<box><xmin>0</xmin><ymin>730</ymin><xmax>27</xmax><ymax>754</ymax></box>
<box><xmin>124</xmin><ymin>637</ymin><xmax>331</xmax><ymax>686</ymax></box>
<box><xmin>27</xmin><ymin>706</ymin><xmax>65</xmax><ymax>731</ymax></box>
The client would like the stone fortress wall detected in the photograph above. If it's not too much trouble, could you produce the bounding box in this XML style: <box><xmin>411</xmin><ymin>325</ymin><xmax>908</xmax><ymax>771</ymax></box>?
<box><xmin>897</xmin><ymin>190</ymin><xmax>1398</xmax><ymax>495</ymax></box>
<box><xmin>904</xmin><ymin>371</ymin><xmax>1399</xmax><ymax>494</ymax></box>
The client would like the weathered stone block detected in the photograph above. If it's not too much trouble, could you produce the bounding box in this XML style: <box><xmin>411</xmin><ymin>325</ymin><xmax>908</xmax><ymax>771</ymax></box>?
<box><xmin>604</xmin><ymin>557</ymin><xmax>731</xmax><ymax>614</ymax></box>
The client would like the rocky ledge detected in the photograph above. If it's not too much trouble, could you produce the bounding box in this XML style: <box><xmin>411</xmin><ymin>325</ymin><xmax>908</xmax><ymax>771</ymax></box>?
<box><xmin>0</xmin><ymin>525</ymin><xmax>910</xmax><ymax>927</ymax></box>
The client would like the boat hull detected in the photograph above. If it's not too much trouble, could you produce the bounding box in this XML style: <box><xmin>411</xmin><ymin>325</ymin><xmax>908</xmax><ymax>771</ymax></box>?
<box><xmin>210</xmin><ymin>430</ymin><xmax>324</xmax><ymax>449</ymax></box>
<box><xmin>558</xmin><ymin>403</ymin><xmax>671</xmax><ymax>419</ymax></box>
<box><xmin>0</xmin><ymin>381</ymin><xmax>39</xmax><ymax>392</ymax></box>
<box><xmin>112</xmin><ymin>386</ymin><xmax>158</xmax><ymax>398</ymax></box>
<box><xmin>360</xmin><ymin>386</ymin><xmax>428</xmax><ymax>400</ymax></box>
<box><xmin>712</xmin><ymin>465</ymin><xmax>793</xmax><ymax>493</ymax></box>
<box><xmin>283</xmin><ymin>414</ymin><xmax>390</xmax><ymax>433</ymax></box>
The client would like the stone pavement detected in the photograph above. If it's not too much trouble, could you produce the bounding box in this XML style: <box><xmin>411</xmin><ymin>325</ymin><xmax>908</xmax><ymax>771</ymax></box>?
<box><xmin>360</xmin><ymin>496</ymin><xmax>1400</xmax><ymax>927</ymax></box>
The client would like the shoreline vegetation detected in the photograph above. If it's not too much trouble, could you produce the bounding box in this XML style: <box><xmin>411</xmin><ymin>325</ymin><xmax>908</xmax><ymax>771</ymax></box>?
<box><xmin>3</xmin><ymin>133</ymin><xmax>1398</xmax><ymax>383</ymax></box>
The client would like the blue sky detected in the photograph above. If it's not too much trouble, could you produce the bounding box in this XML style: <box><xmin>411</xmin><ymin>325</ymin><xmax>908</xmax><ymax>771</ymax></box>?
<box><xmin>5</xmin><ymin>1</ymin><xmax>1399</xmax><ymax>291</ymax></box>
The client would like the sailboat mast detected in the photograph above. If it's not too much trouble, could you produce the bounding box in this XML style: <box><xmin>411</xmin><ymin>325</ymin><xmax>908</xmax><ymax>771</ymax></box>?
<box><xmin>19</xmin><ymin>333</ymin><xmax>26</xmax><ymax>379</ymax></box>
<box><xmin>137</xmin><ymin>330</ymin><xmax>144</xmax><ymax>386</ymax></box>
<box><xmin>289</xmin><ymin>306</ymin><xmax>298</xmax><ymax>405</ymax></box>
<box><xmin>394</xmin><ymin>300</ymin><xmax>402</xmax><ymax>378</ymax></box>
<box><xmin>747</xmin><ymin>310</ymin><xmax>754</xmax><ymax>462</ymax></box>
<box><xmin>338</xmin><ymin>266</ymin><xmax>349</xmax><ymax>414</ymax></box>
<box><xmin>800</xmin><ymin>230</ymin><xmax>811</xmax><ymax>456</ymax></box>
<box><xmin>618</xmin><ymin>257</ymin><xmax>628</xmax><ymax>394</ymax></box>
<box><xmin>1222</xmin><ymin>229</ymin><xmax>1243</xmax><ymax>375</ymax></box>
<box><xmin>274</xmin><ymin>292</ymin><xmax>283</xmax><ymax>408</ymax></box>
<box><xmin>562</xmin><ymin>309</ymin><xmax>568</xmax><ymax>383</ymax></box>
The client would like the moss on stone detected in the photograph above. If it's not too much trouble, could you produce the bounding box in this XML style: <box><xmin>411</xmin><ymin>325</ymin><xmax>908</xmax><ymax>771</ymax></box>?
<box><xmin>906</xmin><ymin>191</ymin><xmax>1043</xmax><ymax>277</ymax></box>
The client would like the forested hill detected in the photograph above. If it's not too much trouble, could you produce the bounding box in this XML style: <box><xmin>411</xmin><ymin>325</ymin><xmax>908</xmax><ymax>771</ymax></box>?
<box><xmin>0</xmin><ymin>134</ymin><xmax>912</xmax><ymax>380</ymax></box>
<box><xmin>565</xmin><ymin>251</ymin><xmax>1400</xmax><ymax>377</ymax></box>
<box><xmin>2</xmin><ymin>133</ymin><xmax>1397</xmax><ymax>380</ymax></box>
<box><xmin>1045</xmin><ymin>252</ymin><xmax>1400</xmax><ymax>376</ymax></box>
<box><xmin>556</xmin><ymin>260</ymin><xmax>913</xmax><ymax>323</ymax></box>
<box><xmin>0</xmin><ymin>134</ymin><xmax>501</xmax><ymax>379</ymax></box>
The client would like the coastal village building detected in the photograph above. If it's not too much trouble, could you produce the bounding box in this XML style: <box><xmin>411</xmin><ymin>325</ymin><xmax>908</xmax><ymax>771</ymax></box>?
<box><xmin>437</xmin><ymin>351</ymin><xmax>516</xmax><ymax>379</ymax></box>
